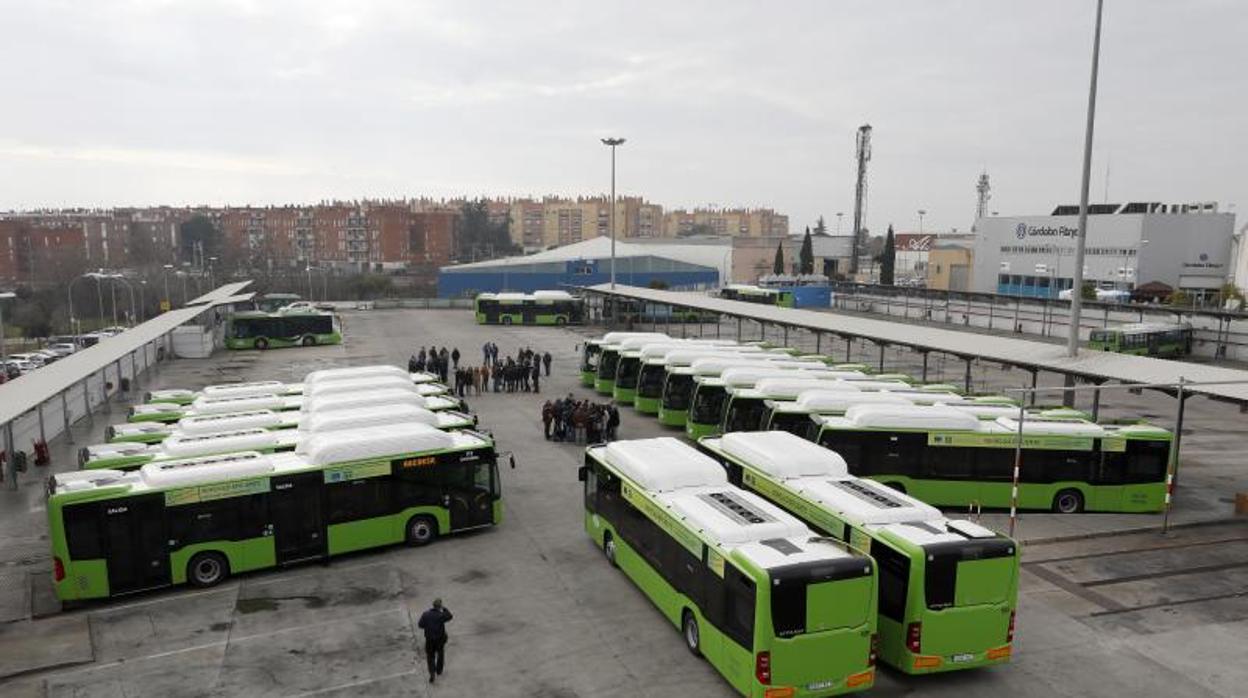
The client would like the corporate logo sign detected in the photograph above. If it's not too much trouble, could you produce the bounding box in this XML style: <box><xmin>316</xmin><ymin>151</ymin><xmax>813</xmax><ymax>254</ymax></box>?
<box><xmin>1014</xmin><ymin>223</ymin><xmax>1078</xmax><ymax>240</ymax></box>
<box><xmin>895</xmin><ymin>234</ymin><xmax>934</xmax><ymax>251</ymax></box>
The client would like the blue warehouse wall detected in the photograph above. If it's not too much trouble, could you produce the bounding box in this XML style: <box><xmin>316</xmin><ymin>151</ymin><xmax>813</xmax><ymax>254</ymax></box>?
<box><xmin>438</xmin><ymin>269</ymin><xmax>718</xmax><ymax>298</ymax></box>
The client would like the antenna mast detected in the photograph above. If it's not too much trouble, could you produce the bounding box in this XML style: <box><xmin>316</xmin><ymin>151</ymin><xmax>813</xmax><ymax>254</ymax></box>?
<box><xmin>975</xmin><ymin>171</ymin><xmax>992</xmax><ymax>221</ymax></box>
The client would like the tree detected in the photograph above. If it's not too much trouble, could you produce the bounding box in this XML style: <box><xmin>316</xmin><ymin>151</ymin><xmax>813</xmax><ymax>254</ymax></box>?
<box><xmin>458</xmin><ymin>199</ymin><xmax>515</xmax><ymax>261</ymax></box>
<box><xmin>178</xmin><ymin>215</ymin><xmax>221</xmax><ymax>266</ymax></box>
<box><xmin>1081</xmin><ymin>281</ymin><xmax>1098</xmax><ymax>301</ymax></box>
<box><xmin>813</xmin><ymin>216</ymin><xmax>828</xmax><ymax>236</ymax></box>
<box><xmin>647</xmin><ymin>279</ymin><xmax>670</xmax><ymax>290</ymax></box>
<box><xmin>772</xmin><ymin>241</ymin><xmax>785</xmax><ymax>275</ymax></box>
<box><xmin>1167</xmin><ymin>289</ymin><xmax>1192</xmax><ymax>307</ymax></box>
<box><xmin>799</xmin><ymin>227</ymin><xmax>814</xmax><ymax>275</ymax></box>
<box><xmin>878</xmin><ymin>225</ymin><xmax>896</xmax><ymax>285</ymax></box>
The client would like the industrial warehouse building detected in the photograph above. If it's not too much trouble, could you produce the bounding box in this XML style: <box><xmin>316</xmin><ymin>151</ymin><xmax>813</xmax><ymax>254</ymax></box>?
<box><xmin>972</xmin><ymin>202</ymin><xmax>1235</xmax><ymax>300</ymax></box>
<box><xmin>437</xmin><ymin>237</ymin><xmax>723</xmax><ymax>297</ymax></box>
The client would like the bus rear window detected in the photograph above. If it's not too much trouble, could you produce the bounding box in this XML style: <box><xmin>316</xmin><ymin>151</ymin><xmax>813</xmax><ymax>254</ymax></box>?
<box><xmin>770</xmin><ymin>558</ymin><xmax>874</xmax><ymax>637</ymax></box>
<box><xmin>923</xmin><ymin>539</ymin><xmax>1016</xmax><ymax>610</ymax></box>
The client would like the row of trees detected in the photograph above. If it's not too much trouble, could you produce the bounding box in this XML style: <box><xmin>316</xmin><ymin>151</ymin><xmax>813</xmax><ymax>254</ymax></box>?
<box><xmin>771</xmin><ymin>224</ymin><xmax>897</xmax><ymax>283</ymax></box>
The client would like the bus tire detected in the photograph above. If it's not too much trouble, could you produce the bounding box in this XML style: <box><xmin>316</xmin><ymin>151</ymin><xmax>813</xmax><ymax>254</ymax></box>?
<box><xmin>301</xmin><ymin>335</ymin><xmax>316</xmax><ymax>347</ymax></box>
<box><xmin>884</xmin><ymin>481</ymin><xmax>907</xmax><ymax>494</ymax></box>
<box><xmin>1053</xmin><ymin>489</ymin><xmax>1084</xmax><ymax>514</ymax></box>
<box><xmin>255</xmin><ymin>338</ymin><xmax>270</xmax><ymax>351</ymax></box>
<box><xmin>405</xmin><ymin>515</ymin><xmax>438</xmax><ymax>546</ymax></box>
<box><xmin>501</xmin><ymin>317</ymin><xmax>513</xmax><ymax>325</ymax></box>
<box><xmin>555</xmin><ymin>316</ymin><xmax>567</xmax><ymax>326</ymax></box>
<box><xmin>603</xmin><ymin>531</ymin><xmax>618</xmax><ymax>567</ymax></box>
<box><xmin>187</xmin><ymin>552</ymin><xmax>229</xmax><ymax>588</ymax></box>
<box><xmin>682</xmin><ymin>610</ymin><xmax>702</xmax><ymax>657</ymax></box>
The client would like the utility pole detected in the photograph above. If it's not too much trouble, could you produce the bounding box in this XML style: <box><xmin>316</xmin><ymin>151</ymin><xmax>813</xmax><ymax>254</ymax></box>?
<box><xmin>850</xmin><ymin>125</ymin><xmax>872</xmax><ymax>275</ymax></box>
<box><xmin>1068</xmin><ymin>0</ymin><xmax>1104</xmax><ymax>358</ymax></box>
<box><xmin>601</xmin><ymin>137</ymin><xmax>626</xmax><ymax>289</ymax></box>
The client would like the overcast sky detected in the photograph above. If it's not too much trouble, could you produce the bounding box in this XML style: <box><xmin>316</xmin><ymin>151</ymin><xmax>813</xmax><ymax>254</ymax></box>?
<box><xmin>0</xmin><ymin>0</ymin><xmax>1242</xmax><ymax>235</ymax></box>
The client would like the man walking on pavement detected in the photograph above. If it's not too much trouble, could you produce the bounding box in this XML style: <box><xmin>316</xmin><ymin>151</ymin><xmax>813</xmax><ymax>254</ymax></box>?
<box><xmin>418</xmin><ymin>598</ymin><xmax>453</xmax><ymax>683</ymax></box>
<box><xmin>542</xmin><ymin>351</ymin><xmax>552</xmax><ymax>376</ymax></box>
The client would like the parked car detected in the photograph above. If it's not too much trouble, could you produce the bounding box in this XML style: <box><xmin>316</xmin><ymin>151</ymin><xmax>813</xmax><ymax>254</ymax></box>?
<box><xmin>47</xmin><ymin>342</ymin><xmax>78</xmax><ymax>357</ymax></box>
<box><xmin>100</xmin><ymin>326</ymin><xmax>129</xmax><ymax>335</ymax></box>
<box><xmin>3</xmin><ymin>359</ymin><xmax>36</xmax><ymax>376</ymax></box>
<box><xmin>33</xmin><ymin>349</ymin><xmax>60</xmax><ymax>364</ymax></box>
<box><xmin>9</xmin><ymin>352</ymin><xmax>47</xmax><ymax>368</ymax></box>
<box><xmin>2</xmin><ymin>361</ymin><xmax>22</xmax><ymax>379</ymax></box>
<box><xmin>78</xmin><ymin>333</ymin><xmax>104</xmax><ymax>347</ymax></box>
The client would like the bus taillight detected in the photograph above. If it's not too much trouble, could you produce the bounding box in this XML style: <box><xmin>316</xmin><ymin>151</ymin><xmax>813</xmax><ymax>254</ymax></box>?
<box><xmin>755</xmin><ymin>651</ymin><xmax>771</xmax><ymax>684</ymax></box>
<box><xmin>869</xmin><ymin>633</ymin><xmax>879</xmax><ymax>667</ymax></box>
<box><xmin>1007</xmin><ymin>610</ymin><xmax>1016</xmax><ymax>643</ymax></box>
<box><xmin>53</xmin><ymin>556</ymin><xmax>65</xmax><ymax>582</ymax></box>
<box><xmin>906</xmin><ymin>622</ymin><xmax>922</xmax><ymax>654</ymax></box>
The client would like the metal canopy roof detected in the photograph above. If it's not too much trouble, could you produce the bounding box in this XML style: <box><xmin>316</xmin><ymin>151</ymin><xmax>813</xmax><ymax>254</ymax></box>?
<box><xmin>0</xmin><ymin>281</ymin><xmax>254</xmax><ymax>426</ymax></box>
<box><xmin>584</xmin><ymin>284</ymin><xmax>1248</xmax><ymax>405</ymax></box>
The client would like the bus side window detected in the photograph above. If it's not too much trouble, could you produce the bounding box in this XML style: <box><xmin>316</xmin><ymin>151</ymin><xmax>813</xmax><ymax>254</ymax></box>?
<box><xmin>168</xmin><ymin>499</ymin><xmax>241</xmax><ymax>547</ymax></box>
<box><xmin>723</xmin><ymin>564</ymin><xmax>756</xmax><ymax>651</ymax></box>
<box><xmin>975</xmin><ymin>448</ymin><xmax>1014</xmax><ymax>481</ymax></box>
<box><xmin>326</xmin><ymin>478</ymin><xmax>391</xmax><ymax>524</ymax></box>
<box><xmin>64</xmin><ymin>502</ymin><xmax>104</xmax><ymax>559</ymax></box>
<box><xmin>881</xmin><ymin>433</ymin><xmax>924</xmax><ymax>478</ymax></box>
<box><xmin>871</xmin><ymin>539</ymin><xmax>911</xmax><ymax>622</ymax></box>
<box><xmin>924</xmin><ymin>446</ymin><xmax>975</xmax><ymax>480</ymax></box>
<box><xmin>1124</xmin><ymin>440</ymin><xmax>1169</xmax><ymax>484</ymax></box>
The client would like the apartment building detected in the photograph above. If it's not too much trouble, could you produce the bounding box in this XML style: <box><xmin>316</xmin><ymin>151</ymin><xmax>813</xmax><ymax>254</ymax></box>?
<box><xmin>662</xmin><ymin>208</ymin><xmax>789</xmax><ymax>238</ymax></box>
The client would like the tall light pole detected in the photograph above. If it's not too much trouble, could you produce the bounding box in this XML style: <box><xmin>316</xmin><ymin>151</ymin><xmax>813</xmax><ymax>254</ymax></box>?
<box><xmin>0</xmin><ymin>291</ymin><xmax>14</xmax><ymax>365</ymax></box>
<box><xmin>111</xmin><ymin>275</ymin><xmax>136</xmax><ymax>325</ymax></box>
<box><xmin>67</xmin><ymin>273</ymin><xmax>93</xmax><ymax>334</ymax></box>
<box><xmin>162</xmin><ymin>263</ymin><xmax>173</xmax><ymax>311</ymax></box>
<box><xmin>601</xmin><ymin>137</ymin><xmax>626</xmax><ymax>289</ymax></box>
<box><xmin>91</xmin><ymin>272</ymin><xmax>106</xmax><ymax>330</ymax></box>
<box><xmin>836</xmin><ymin>212</ymin><xmax>844</xmax><ymax>236</ymax></box>
<box><xmin>918</xmin><ymin>209</ymin><xmax>927</xmax><ymax>235</ymax></box>
<box><xmin>1067</xmin><ymin>0</ymin><xmax>1105</xmax><ymax>358</ymax></box>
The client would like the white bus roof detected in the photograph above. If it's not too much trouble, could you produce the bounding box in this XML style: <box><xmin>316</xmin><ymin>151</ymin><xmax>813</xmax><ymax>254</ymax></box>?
<box><xmin>719</xmin><ymin>431</ymin><xmax>849</xmax><ymax>478</ymax></box>
<box><xmin>830</xmin><ymin>404</ymin><xmax>985</xmax><ymax>432</ymax></box>
<box><xmin>602</xmin><ymin>437</ymin><xmax>727</xmax><ymax>492</ymax></box>
<box><xmin>297</xmin><ymin>403</ymin><xmax>440</xmax><ymax>435</ymax></box>
<box><xmin>298</xmin><ymin>422</ymin><xmax>457</xmax><ymax>466</ymax></box>
<box><xmin>690</xmin><ymin>357</ymin><xmax>779</xmax><ymax>375</ymax></box>
<box><xmin>532</xmin><ymin>290</ymin><xmax>575</xmax><ymax>300</ymax></box>
<box><xmin>754</xmin><ymin>378</ymin><xmax>859</xmax><ymax>399</ymax></box>
<box><xmin>302</xmin><ymin>389</ymin><xmax>431</xmax><ymax>414</ymax></box>
<box><xmin>304</xmin><ymin>364</ymin><xmax>409</xmax><ymax>387</ymax></box>
<box><xmin>304</xmin><ymin>376</ymin><xmax>417</xmax><ymax>399</ymax></box>
<box><xmin>660</xmin><ymin>486</ymin><xmax>810</xmax><ymax>547</ymax></box>
<box><xmin>178</xmin><ymin>410</ymin><xmax>286</xmax><ymax>434</ymax></box>
<box><xmin>721</xmin><ymin>366</ymin><xmax>832</xmax><ymax>389</ymax></box>
<box><xmin>161</xmin><ymin>428</ymin><xmax>282</xmax><ymax>458</ymax></box>
<box><xmin>600</xmin><ymin>331</ymin><xmax>669</xmax><ymax>343</ymax></box>
<box><xmin>995</xmin><ymin>416</ymin><xmax>1106</xmax><ymax>437</ymax></box>
<box><xmin>188</xmin><ymin>394</ymin><xmax>291</xmax><ymax>415</ymax></box>
<box><xmin>795</xmin><ymin>390</ymin><xmax>910</xmax><ymax>412</ymax></box>
<box><xmin>201</xmin><ymin>381</ymin><xmax>288</xmax><ymax>399</ymax></box>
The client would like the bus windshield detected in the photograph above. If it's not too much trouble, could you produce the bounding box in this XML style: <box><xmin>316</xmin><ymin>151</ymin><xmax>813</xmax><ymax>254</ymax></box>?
<box><xmin>615</xmin><ymin>357</ymin><xmax>641</xmax><ymax>388</ymax></box>
<box><xmin>769</xmin><ymin>411</ymin><xmax>816</xmax><ymax>438</ymax></box>
<box><xmin>771</xmin><ymin>558</ymin><xmax>875</xmax><ymax>636</ymax></box>
<box><xmin>689</xmin><ymin>385</ymin><xmax>727</xmax><ymax>423</ymax></box>
<box><xmin>637</xmin><ymin>364</ymin><xmax>667</xmax><ymax>397</ymax></box>
<box><xmin>923</xmin><ymin>539</ymin><xmax>1016</xmax><ymax>609</ymax></box>
<box><xmin>597</xmin><ymin>350</ymin><xmax>620</xmax><ymax>379</ymax></box>
<box><xmin>581</xmin><ymin>344</ymin><xmax>601</xmax><ymax>372</ymax></box>
<box><xmin>662</xmin><ymin>374</ymin><xmax>694</xmax><ymax>409</ymax></box>
<box><xmin>724</xmin><ymin>397</ymin><xmax>767</xmax><ymax>432</ymax></box>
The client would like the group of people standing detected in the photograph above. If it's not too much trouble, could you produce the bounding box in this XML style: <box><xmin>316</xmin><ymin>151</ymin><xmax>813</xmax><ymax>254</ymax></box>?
<box><xmin>408</xmin><ymin>344</ymin><xmax>554</xmax><ymax>398</ymax></box>
<box><xmin>542</xmin><ymin>395</ymin><xmax>619</xmax><ymax>443</ymax></box>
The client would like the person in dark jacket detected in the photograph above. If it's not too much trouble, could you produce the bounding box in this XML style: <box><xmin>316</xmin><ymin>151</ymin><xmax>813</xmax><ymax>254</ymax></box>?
<box><xmin>542</xmin><ymin>351</ymin><xmax>552</xmax><ymax>376</ymax></box>
<box><xmin>531</xmin><ymin>363</ymin><xmax>541</xmax><ymax>394</ymax></box>
<box><xmin>451</xmin><ymin>347</ymin><xmax>461</xmax><ymax>370</ymax></box>
<box><xmin>418</xmin><ymin>598</ymin><xmax>453</xmax><ymax>682</ymax></box>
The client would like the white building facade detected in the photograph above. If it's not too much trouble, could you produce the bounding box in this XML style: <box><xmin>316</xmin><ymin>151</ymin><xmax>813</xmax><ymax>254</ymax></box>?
<box><xmin>972</xmin><ymin>203</ymin><xmax>1235</xmax><ymax>300</ymax></box>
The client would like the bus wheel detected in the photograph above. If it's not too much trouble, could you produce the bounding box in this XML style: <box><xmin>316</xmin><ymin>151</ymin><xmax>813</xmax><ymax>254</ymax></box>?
<box><xmin>1053</xmin><ymin>489</ymin><xmax>1084</xmax><ymax>514</ymax></box>
<box><xmin>502</xmin><ymin>317</ymin><xmax>513</xmax><ymax>325</ymax></box>
<box><xmin>301</xmin><ymin>335</ymin><xmax>316</xmax><ymax>347</ymax></box>
<box><xmin>603</xmin><ymin>532</ymin><xmax>618</xmax><ymax>567</ymax></box>
<box><xmin>255</xmin><ymin>338</ymin><xmax>270</xmax><ymax>350</ymax></box>
<box><xmin>188</xmin><ymin>552</ymin><xmax>229</xmax><ymax>588</ymax></box>
<box><xmin>406</xmin><ymin>515</ymin><xmax>438</xmax><ymax>546</ymax></box>
<box><xmin>682</xmin><ymin>610</ymin><xmax>702</xmax><ymax>657</ymax></box>
<box><xmin>884</xmin><ymin>482</ymin><xmax>907</xmax><ymax>494</ymax></box>
<box><xmin>555</xmin><ymin>316</ymin><xmax>567</xmax><ymax>326</ymax></box>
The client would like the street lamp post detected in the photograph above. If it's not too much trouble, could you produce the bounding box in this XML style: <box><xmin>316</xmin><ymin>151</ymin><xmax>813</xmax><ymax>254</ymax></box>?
<box><xmin>836</xmin><ymin>212</ymin><xmax>844</xmax><ymax>236</ymax></box>
<box><xmin>601</xmin><ymin>137</ymin><xmax>626</xmax><ymax>290</ymax></box>
<box><xmin>92</xmin><ymin>272</ymin><xmax>106</xmax><ymax>331</ymax></box>
<box><xmin>0</xmin><ymin>291</ymin><xmax>15</xmax><ymax>364</ymax></box>
<box><xmin>67</xmin><ymin>273</ymin><xmax>94</xmax><ymax>334</ymax></box>
<box><xmin>162</xmin><ymin>264</ymin><xmax>173</xmax><ymax>311</ymax></box>
<box><xmin>1067</xmin><ymin>0</ymin><xmax>1105</xmax><ymax>358</ymax></box>
<box><xmin>918</xmin><ymin>209</ymin><xmax>926</xmax><ymax>235</ymax></box>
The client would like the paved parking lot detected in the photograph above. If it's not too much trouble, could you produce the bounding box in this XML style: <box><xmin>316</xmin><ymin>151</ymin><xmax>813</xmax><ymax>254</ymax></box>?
<box><xmin>1</xmin><ymin>308</ymin><xmax>1246</xmax><ymax>697</ymax></box>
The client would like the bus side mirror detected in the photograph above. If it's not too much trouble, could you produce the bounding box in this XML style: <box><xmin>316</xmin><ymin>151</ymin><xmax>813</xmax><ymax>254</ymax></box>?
<box><xmin>577</xmin><ymin>466</ymin><xmax>587</xmax><ymax>482</ymax></box>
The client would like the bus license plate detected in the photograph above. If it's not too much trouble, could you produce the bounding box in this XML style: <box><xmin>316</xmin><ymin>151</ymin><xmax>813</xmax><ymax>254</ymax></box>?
<box><xmin>951</xmin><ymin>653</ymin><xmax>976</xmax><ymax>663</ymax></box>
<box><xmin>806</xmin><ymin>680</ymin><xmax>836</xmax><ymax>690</ymax></box>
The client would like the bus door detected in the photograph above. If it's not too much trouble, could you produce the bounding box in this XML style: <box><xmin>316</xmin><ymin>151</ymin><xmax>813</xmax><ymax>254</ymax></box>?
<box><xmin>270</xmin><ymin>472</ymin><xmax>326</xmax><ymax>563</ymax></box>
<box><xmin>103</xmin><ymin>495</ymin><xmax>171</xmax><ymax>594</ymax></box>
<box><xmin>448</xmin><ymin>457</ymin><xmax>497</xmax><ymax>530</ymax></box>
<box><xmin>522</xmin><ymin>301</ymin><xmax>538</xmax><ymax>324</ymax></box>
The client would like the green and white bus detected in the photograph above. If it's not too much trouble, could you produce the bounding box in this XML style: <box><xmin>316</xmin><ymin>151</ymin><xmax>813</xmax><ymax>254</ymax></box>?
<box><xmin>811</xmin><ymin>404</ymin><xmax>1171</xmax><ymax>513</ymax></box>
<box><xmin>701</xmin><ymin>431</ymin><xmax>1019</xmax><ymax>675</ymax></box>
<box><xmin>225</xmin><ymin>310</ymin><xmax>342</xmax><ymax>350</ymax></box>
<box><xmin>1088</xmin><ymin>322</ymin><xmax>1193</xmax><ymax>358</ymax></box>
<box><xmin>611</xmin><ymin>339</ymin><xmax>743</xmax><ymax>405</ymax></box>
<box><xmin>698</xmin><ymin>373</ymin><xmax>898</xmax><ymax>441</ymax></box>
<box><xmin>579</xmin><ymin>437</ymin><xmax>878</xmax><ymax>697</ymax></box>
<box><xmin>84</xmin><ymin>404</ymin><xmax>476</xmax><ymax>470</ymax></box>
<box><xmin>129</xmin><ymin>375</ymin><xmax>457</xmax><ymax>423</ymax></box>
<box><xmin>47</xmin><ymin>423</ymin><xmax>502</xmax><ymax>601</ymax></box>
<box><xmin>474</xmin><ymin>290</ymin><xmax>584</xmax><ymax>325</ymax></box>
<box><xmin>719</xmin><ymin>285</ymin><xmax>797</xmax><ymax>308</ymax></box>
<box><xmin>659</xmin><ymin>356</ymin><xmax>826</xmax><ymax>428</ymax></box>
<box><xmin>145</xmin><ymin>366</ymin><xmax>443</xmax><ymax>405</ymax></box>
<box><xmin>636</xmin><ymin>347</ymin><xmax>778</xmax><ymax>416</ymax></box>
<box><xmin>683</xmin><ymin>365</ymin><xmax>842</xmax><ymax>438</ymax></box>
<box><xmin>581</xmin><ymin>332</ymin><xmax>671</xmax><ymax>386</ymax></box>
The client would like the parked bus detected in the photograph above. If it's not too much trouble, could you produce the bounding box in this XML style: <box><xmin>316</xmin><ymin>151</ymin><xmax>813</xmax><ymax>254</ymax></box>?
<box><xmin>610</xmin><ymin>339</ymin><xmax>743</xmax><ymax>405</ymax></box>
<box><xmin>474</xmin><ymin>290</ymin><xmax>584</xmax><ymax>325</ymax></box>
<box><xmin>83</xmin><ymin>403</ymin><xmax>476</xmax><ymax>469</ymax></box>
<box><xmin>225</xmin><ymin>310</ymin><xmax>342</xmax><ymax>350</ymax></box>
<box><xmin>579</xmin><ymin>437</ymin><xmax>878</xmax><ymax>696</ymax></box>
<box><xmin>47</xmin><ymin>423</ymin><xmax>502</xmax><ymax>601</ymax></box>
<box><xmin>683</xmin><ymin>365</ymin><xmax>842</xmax><ymax>437</ymax></box>
<box><xmin>659</xmin><ymin>355</ymin><xmax>825</xmax><ymax>428</ymax></box>
<box><xmin>704</xmin><ymin>373</ymin><xmax>908</xmax><ymax>441</ymax></box>
<box><xmin>145</xmin><ymin>366</ymin><xmax>444</xmax><ymax>405</ymax></box>
<box><xmin>701</xmin><ymin>431</ymin><xmax>1018</xmax><ymax>675</ymax></box>
<box><xmin>130</xmin><ymin>377</ymin><xmax>462</xmax><ymax>423</ymax></box>
<box><xmin>719</xmin><ymin>285</ymin><xmax>796</xmax><ymax>308</ymax></box>
<box><xmin>1089</xmin><ymin>323</ymin><xmax>1193</xmax><ymax>358</ymax></box>
<box><xmin>581</xmin><ymin>332</ymin><xmax>670</xmax><ymax>386</ymax></box>
<box><xmin>811</xmin><ymin>404</ymin><xmax>1171</xmax><ymax>513</ymax></box>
